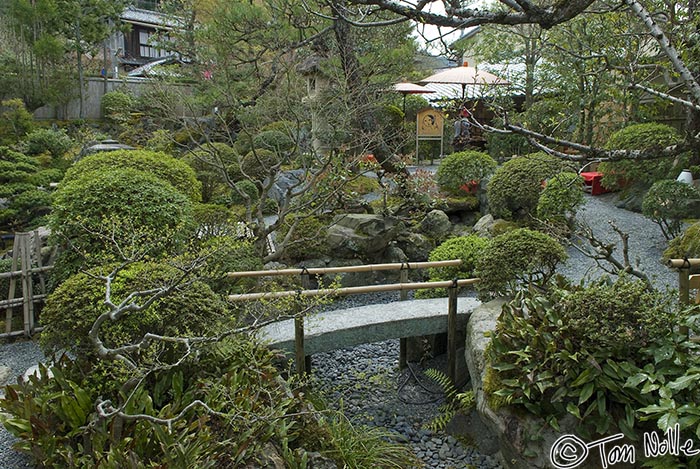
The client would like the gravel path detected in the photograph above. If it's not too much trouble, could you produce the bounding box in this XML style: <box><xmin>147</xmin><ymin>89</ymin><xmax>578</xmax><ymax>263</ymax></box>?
<box><xmin>0</xmin><ymin>193</ymin><xmax>681</xmax><ymax>468</ymax></box>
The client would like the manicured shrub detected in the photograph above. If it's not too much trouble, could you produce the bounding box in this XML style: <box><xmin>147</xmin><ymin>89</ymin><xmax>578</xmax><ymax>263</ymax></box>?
<box><xmin>225</xmin><ymin>179</ymin><xmax>260</xmax><ymax>206</ymax></box>
<box><xmin>29</xmin><ymin>168</ymin><xmax>65</xmax><ymax>187</ymax></box>
<box><xmin>0</xmin><ymin>189</ymin><xmax>52</xmax><ymax>229</ymax></box>
<box><xmin>50</xmin><ymin>168</ymin><xmax>195</xmax><ymax>282</ymax></box>
<box><xmin>436</xmin><ymin>150</ymin><xmax>497</xmax><ymax>195</ymax></box>
<box><xmin>416</xmin><ymin>235</ymin><xmax>489</xmax><ymax>298</ymax></box>
<box><xmin>230</xmin><ymin>148</ymin><xmax>281</xmax><ymax>182</ymax></box>
<box><xmin>199</xmin><ymin>236</ymin><xmax>263</xmax><ymax>294</ymax></box>
<box><xmin>23</xmin><ymin>128</ymin><xmax>73</xmax><ymax>158</ymax></box>
<box><xmin>101</xmin><ymin>90</ymin><xmax>134</xmax><ymax>124</ymax></box>
<box><xmin>276</xmin><ymin>214</ymin><xmax>331</xmax><ymax>261</ymax></box>
<box><xmin>664</xmin><ymin>221</ymin><xmax>700</xmax><ymax>261</ymax></box>
<box><xmin>40</xmin><ymin>262</ymin><xmax>229</xmax><ymax>361</ymax></box>
<box><xmin>475</xmin><ymin>228</ymin><xmax>566</xmax><ymax>296</ymax></box>
<box><xmin>185</xmin><ymin>143</ymin><xmax>239</xmax><ymax>203</ymax></box>
<box><xmin>252</xmin><ymin>129</ymin><xmax>295</xmax><ymax>154</ymax></box>
<box><xmin>642</xmin><ymin>180</ymin><xmax>700</xmax><ymax>240</ymax></box>
<box><xmin>485</xmin><ymin>132</ymin><xmax>533</xmax><ymax>161</ymax></box>
<box><xmin>599</xmin><ymin>123</ymin><xmax>685</xmax><ymax>190</ymax></box>
<box><xmin>487</xmin><ymin>152</ymin><xmax>574</xmax><ymax>220</ymax></box>
<box><xmin>63</xmin><ymin>149</ymin><xmax>202</xmax><ymax>202</ymax></box>
<box><xmin>536</xmin><ymin>172</ymin><xmax>585</xmax><ymax>224</ymax></box>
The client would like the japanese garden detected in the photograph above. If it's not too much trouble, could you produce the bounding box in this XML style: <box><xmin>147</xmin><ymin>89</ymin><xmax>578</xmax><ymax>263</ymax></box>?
<box><xmin>2</xmin><ymin>1</ymin><xmax>700</xmax><ymax>468</ymax></box>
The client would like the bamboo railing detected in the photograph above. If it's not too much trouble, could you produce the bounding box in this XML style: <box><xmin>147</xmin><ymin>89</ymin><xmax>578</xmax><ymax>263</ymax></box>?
<box><xmin>667</xmin><ymin>258</ymin><xmax>700</xmax><ymax>337</ymax></box>
<box><xmin>228</xmin><ymin>259</ymin><xmax>478</xmax><ymax>384</ymax></box>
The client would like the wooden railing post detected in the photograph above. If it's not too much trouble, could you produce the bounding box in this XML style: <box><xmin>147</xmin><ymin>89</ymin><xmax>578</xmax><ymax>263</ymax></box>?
<box><xmin>299</xmin><ymin>269</ymin><xmax>311</xmax><ymax>374</ymax></box>
<box><xmin>447</xmin><ymin>279</ymin><xmax>458</xmax><ymax>385</ymax></box>
<box><xmin>679</xmin><ymin>264</ymin><xmax>691</xmax><ymax>337</ymax></box>
<box><xmin>399</xmin><ymin>264</ymin><xmax>409</xmax><ymax>370</ymax></box>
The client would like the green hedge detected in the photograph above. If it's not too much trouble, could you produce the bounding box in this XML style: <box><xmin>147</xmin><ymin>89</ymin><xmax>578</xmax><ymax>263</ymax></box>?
<box><xmin>436</xmin><ymin>150</ymin><xmax>497</xmax><ymax>195</ymax></box>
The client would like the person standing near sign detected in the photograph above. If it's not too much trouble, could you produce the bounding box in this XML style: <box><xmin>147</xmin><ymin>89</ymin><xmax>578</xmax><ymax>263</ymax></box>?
<box><xmin>453</xmin><ymin>107</ymin><xmax>472</xmax><ymax>152</ymax></box>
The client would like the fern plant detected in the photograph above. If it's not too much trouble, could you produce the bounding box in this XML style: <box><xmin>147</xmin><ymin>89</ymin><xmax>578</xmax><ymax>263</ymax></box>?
<box><xmin>424</xmin><ymin>368</ymin><xmax>475</xmax><ymax>432</ymax></box>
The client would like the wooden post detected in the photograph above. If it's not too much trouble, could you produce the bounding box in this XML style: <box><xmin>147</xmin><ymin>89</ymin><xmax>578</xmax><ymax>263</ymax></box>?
<box><xmin>5</xmin><ymin>236</ymin><xmax>19</xmax><ymax>334</ymax></box>
<box><xmin>680</xmin><ymin>266</ymin><xmax>691</xmax><ymax>337</ymax></box>
<box><xmin>33</xmin><ymin>230</ymin><xmax>46</xmax><ymax>296</ymax></box>
<box><xmin>447</xmin><ymin>281</ymin><xmax>458</xmax><ymax>384</ymax></box>
<box><xmin>399</xmin><ymin>267</ymin><xmax>408</xmax><ymax>369</ymax></box>
<box><xmin>300</xmin><ymin>271</ymin><xmax>311</xmax><ymax>374</ymax></box>
<box><xmin>18</xmin><ymin>233</ymin><xmax>34</xmax><ymax>336</ymax></box>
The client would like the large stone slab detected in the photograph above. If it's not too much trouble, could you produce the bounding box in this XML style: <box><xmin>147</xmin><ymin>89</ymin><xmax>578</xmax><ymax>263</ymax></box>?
<box><xmin>258</xmin><ymin>297</ymin><xmax>481</xmax><ymax>355</ymax></box>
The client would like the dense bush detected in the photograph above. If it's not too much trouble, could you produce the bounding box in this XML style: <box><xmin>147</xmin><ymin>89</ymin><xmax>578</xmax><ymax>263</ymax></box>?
<box><xmin>436</xmin><ymin>150</ymin><xmax>497</xmax><ymax>195</ymax></box>
<box><xmin>664</xmin><ymin>221</ymin><xmax>700</xmax><ymax>261</ymax></box>
<box><xmin>642</xmin><ymin>180</ymin><xmax>700</xmax><ymax>240</ymax></box>
<box><xmin>101</xmin><ymin>90</ymin><xmax>135</xmax><ymax>124</ymax></box>
<box><xmin>28</xmin><ymin>168</ymin><xmax>64</xmax><ymax>187</ymax></box>
<box><xmin>225</xmin><ymin>179</ymin><xmax>260</xmax><ymax>206</ymax></box>
<box><xmin>599</xmin><ymin>123</ymin><xmax>685</xmax><ymax>190</ymax></box>
<box><xmin>416</xmin><ymin>235</ymin><xmax>489</xmax><ymax>299</ymax></box>
<box><xmin>63</xmin><ymin>149</ymin><xmax>202</xmax><ymax>202</ymax></box>
<box><xmin>485</xmin><ymin>132</ymin><xmax>533</xmax><ymax>161</ymax></box>
<box><xmin>536</xmin><ymin>172</ymin><xmax>585</xmax><ymax>225</ymax></box>
<box><xmin>0</xmin><ymin>189</ymin><xmax>52</xmax><ymax>230</ymax></box>
<box><xmin>276</xmin><ymin>214</ymin><xmax>331</xmax><ymax>261</ymax></box>
<box><xmin>50</xmin><ymin>168</ymin><xmax>195</xmax><ymax>281</ymax></box>
<box><xmin>199</xmin><ymin>236</ymin><xmax>263</xmax><ymax>294</ymax></box>
<box><xmin>487</xmin><ymin>152</ymin><xmax>574</xmax><ymax>220</ymax></box>
<box><xmin>231</xmin><ymin>148</ymin><xmax>281</xmax><ymax>182</ymax></box>
<box><xmin>486</xmin><ymin>278</ymin><xmax>687</xmax><ymax>441</ymax></box>
<box><xmin>23</xmin><ymin>128</ymin><xmax>73</xmax><ymax>158</ymax></box>
<box><xmin>475</xmin><ymin>228</ymin><xmax>566</xmax><ymax>297</ymax></box>
<box><xmin>40</xmin><ymin>262</ymin><xmax>229</xmax><ymax>362</ymax></box>
<box><xmin>252</xmin><ymin>129</ymin><xmax>295</xmax><ymax>154</ymax></box>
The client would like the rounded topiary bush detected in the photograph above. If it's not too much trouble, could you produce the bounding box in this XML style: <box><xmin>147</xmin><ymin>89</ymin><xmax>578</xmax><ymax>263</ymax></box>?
<box><xmin>24</xmin><ymin>128</ymin><xmax>73</xmax><ymax>159</ymax></box>
<box><xmin>599</xmin><ymin>123</ymin><xmax>685</xmax><ymax>190</ymax></box>
<box><xmin>536</xmin><ymin>172</ymin><xmax>585</xmax><ymax>224</ymax></box>
<box><xmin>276</xmin><ymin>214</ymin><xmax>330</xmax><ymax>261</ymax></box>
<box><xmin>252</xmin><ymin>130</ymin><xmax>295</xmax><ymax>154</ymax></box>
<box><xmin>226</xmin><ymin>179</ymin><xmax>260</xmax><ymax>206</ymax></box>
<box><xmin>436</xmin><ymin>150</ymin><xmax>497</xmax><ymax>195</ymax></box>
<box><xmin>40</xmin><ymin>262</ymin><xmax>228</xmax><ymax>361</ymax></box>
<box><xmin>50</xmin><ymin>168</ymin><xmax>195</xmax><ymax>282</ymax></box>
<box><xmin>185</xmin><ymin>142</ymin><xmax>239</xmax><ymax>202</ymax></box>
<box><xmin>229</xmin><ymin>149</ymin><xmax>280</xmax><ymax>182</ymax></box>
<box><xmin>63</xmin><ymin>149</ymin><xmax>202</xmax><ymax>202</ymax></box>
<box><xmin>487</xmin><ymin>152</ymin><xmax>574</xmax><ymax>220</ymax></box>
<box><xmin>664</xmin><ymin>221</ymin><xmax>700</xmax><ymax>262</ymax></box>
<box><xmin>475</xmin><ymin>228</ymin><xmax>567</xmax><ymax>296</ymax></box>
<box><xmin>199</xmin><ymin>236</ymin><xmax>263</xmax><ymax>294</ymax></box>
<box><xmin>642</xmin><ymin>180</ymin><xmax>700</xmax><ymax>240</ymax></box>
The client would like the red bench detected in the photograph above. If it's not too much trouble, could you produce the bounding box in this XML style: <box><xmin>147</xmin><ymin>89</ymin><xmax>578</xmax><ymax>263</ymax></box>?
<box><xmin>579</xmin><ymin>171</ymin><xmax>608</xmax><ymax>196</ymax></box>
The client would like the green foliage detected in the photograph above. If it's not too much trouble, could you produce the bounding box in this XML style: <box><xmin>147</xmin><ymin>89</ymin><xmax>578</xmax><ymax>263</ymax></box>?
<box><xmin>198</xmin><ymin>236</ymin><xmax>263</xmax><ymax>294</ymax></box>
<box><xmin>64</xmin><ymin>149</ymin><xmax>202</xmax><ymax>202</ymax></box>
<box><xmin>101</xmin><ymin>91</ymin><xmax>135</xmax><ymax>124</ymax></box>
<box><xmin>0</xmin><ymin>189</ymin><xmax>52</xmax><ymax>230</ymax></box>
<box><xmin>233</xmin><ymin>148</ymin><xmax>281</xmax><ymax>182</ymax></box>
<box><xmin>185</xmin><ymin>143</ymin><xmax>239</xmax><ymax>203</ymax></box>
<box><xmin>436</xmin><ymin>150</ymin><xmax>497</xmax><ymax>195</ymax></box>
<box><xmin>40</xmin><ymin>262</ymin><xmax>228</xmax><ymax>362</ymax></box>
<box><xmin>485</xmin><ymin>132</ymin><xmax>534</xmax><ymax>162</ymax></box>
<box><xmin>23</xmin><ymin>128</ymin><xmax>73</xmax><ymax>159</ymax></box>
<box><xmin>0</xmin><ymin>99</ymin><xmax>34</xmax><ymax>144</ymax></box>
<box><xmin>599</xmin><ymin>123</ymin><xmax>685</xmax><ymax>190</ymax></box>
<box><xmin>252</xmin><ymin>129</ymin><xmax>295</xmax><ymax>154</ymax></box>
<box><xmin>664</xmin><ymin>221</ymin><xmax>700</xmax><ymax>261</ymax></box>
<box><xmin>487</xmin><ymin>152</ymin><xmax>574</xmax><ymax>220</ymax></box>
<box><xmin>424</xmin><ymin>368</ymin><xmax>475</xmax><ymax>432</ymax></box>
<box><xmin>642</xmin><ymin>180</ymin><xmax>700</xmax><ymax>240</ymax></box>
<box><xmin>226</xmin><ymin>179</ymin><xmax>260</xmax><ymax>206</ymax></box>
<box><xmin>536</xmin><ymin>172</ymin><xmax>585</xmax><ymax>225</ymax></box>
<box><xmin>28</xmin><ymin>168</ymin><xmax>64</xmax><ymax>187</ymax></box>
<box><xmin>50</xmin><ymin>168</ymin><xmax>195</xmax><ymax>281</ymax></box>
<box><xmin>486</xmin><ymin>279</ymin><xmax>697</xmax><ymax>445</ymax></box>
<box><xmin>475</xmin><ymin>228</ymin><xmax>566</xmax><ymax>297</ymax></box>
<box><xmin>276</xmin><ymin>214</ymin><xmax>331</xmax><ymax>261</ymax></box>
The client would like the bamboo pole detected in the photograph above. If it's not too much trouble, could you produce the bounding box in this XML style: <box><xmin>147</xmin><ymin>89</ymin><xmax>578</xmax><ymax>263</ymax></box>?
<box><xmin>33</xmin><ymin>230</ymin><xmax>46</xmax><ymax>296</ymax></box>
<box><xmin>668</xmin><ymin>258</ymin><xmax>700</xmax><ymax>268</ymax></box>
<box><xmin>19</xmin><ymin>234</ymin><xmax>34</xmax><ymax>335</ymax></box>
<box><xmin>5</xmin><ymin>237</ymin><xmax>19</xmax><ymax>334</ymax></box>
<box><xmin>447</xmin><ymin>283</ymin><xmax>458</xmax><ymax>385</ymax></box>
<box><xmin>297</xmin><ymin>271</ymin><xmax>311</xmax><ymax>375</ymax></box>
<box><xmin>0</xmin><ymin>295</ymin><xmax>47</xmax><ymax>309</ymax></box>
<box><xmin>229</xmin><ymin>278</ymin><xmax>479</xmax><ymax>302</ymax></box>
<box><xmin>227</xmin><ymin>259</ymin><xmax>462</xmax><ymax>279</ymax></box>
<box><xmin>680</xmin><ymin>267</ymin><xmax>691</xmax><ymax>337</ymax></box>
<box><xmin>0</xmin><ymin>265</ymin><xmax>53</xmax><ymax>280</ymax></box>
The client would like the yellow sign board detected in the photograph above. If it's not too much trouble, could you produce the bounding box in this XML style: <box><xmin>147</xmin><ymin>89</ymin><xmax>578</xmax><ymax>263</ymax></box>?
<box><xmin>416</xmin><ymin>108</ymin><xmax>444</xmax><ymax>137</ymax></box>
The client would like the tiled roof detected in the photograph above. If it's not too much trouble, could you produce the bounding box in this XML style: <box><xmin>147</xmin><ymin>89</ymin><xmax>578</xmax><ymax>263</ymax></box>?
<box><xmin>120</xmin><ymin>6</ymin><xmax>180</xmax><ymax>28</ymax></box>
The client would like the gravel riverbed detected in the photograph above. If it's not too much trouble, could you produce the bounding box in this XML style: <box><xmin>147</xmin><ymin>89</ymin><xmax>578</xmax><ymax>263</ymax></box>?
<box><xmin>0</xmin><ymin>193</ymin><xmax>681</xmax><ymax>468</ymax></box>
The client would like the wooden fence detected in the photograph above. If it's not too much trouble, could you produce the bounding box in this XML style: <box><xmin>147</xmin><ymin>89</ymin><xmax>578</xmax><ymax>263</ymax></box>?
<box><xmin>1</xmin><ymin>231</ymin><xmax>53</xmax><ymax>339</ymax></box>
<box><xmin>228</xmin><ymin>260</ymin><xmax>478</xmax><ymax>384</ymax></box>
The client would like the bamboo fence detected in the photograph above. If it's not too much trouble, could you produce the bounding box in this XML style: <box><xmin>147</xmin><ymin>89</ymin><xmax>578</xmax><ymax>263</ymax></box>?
<box><xmin>1</xmin><ymin>231</ymin><xmax>53</xmax><ymax>338</ymax></box>
<box><xmin>228</xmin><ymin>259</ymin><xmax>477</xmax><ymax>384</ymax></box>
